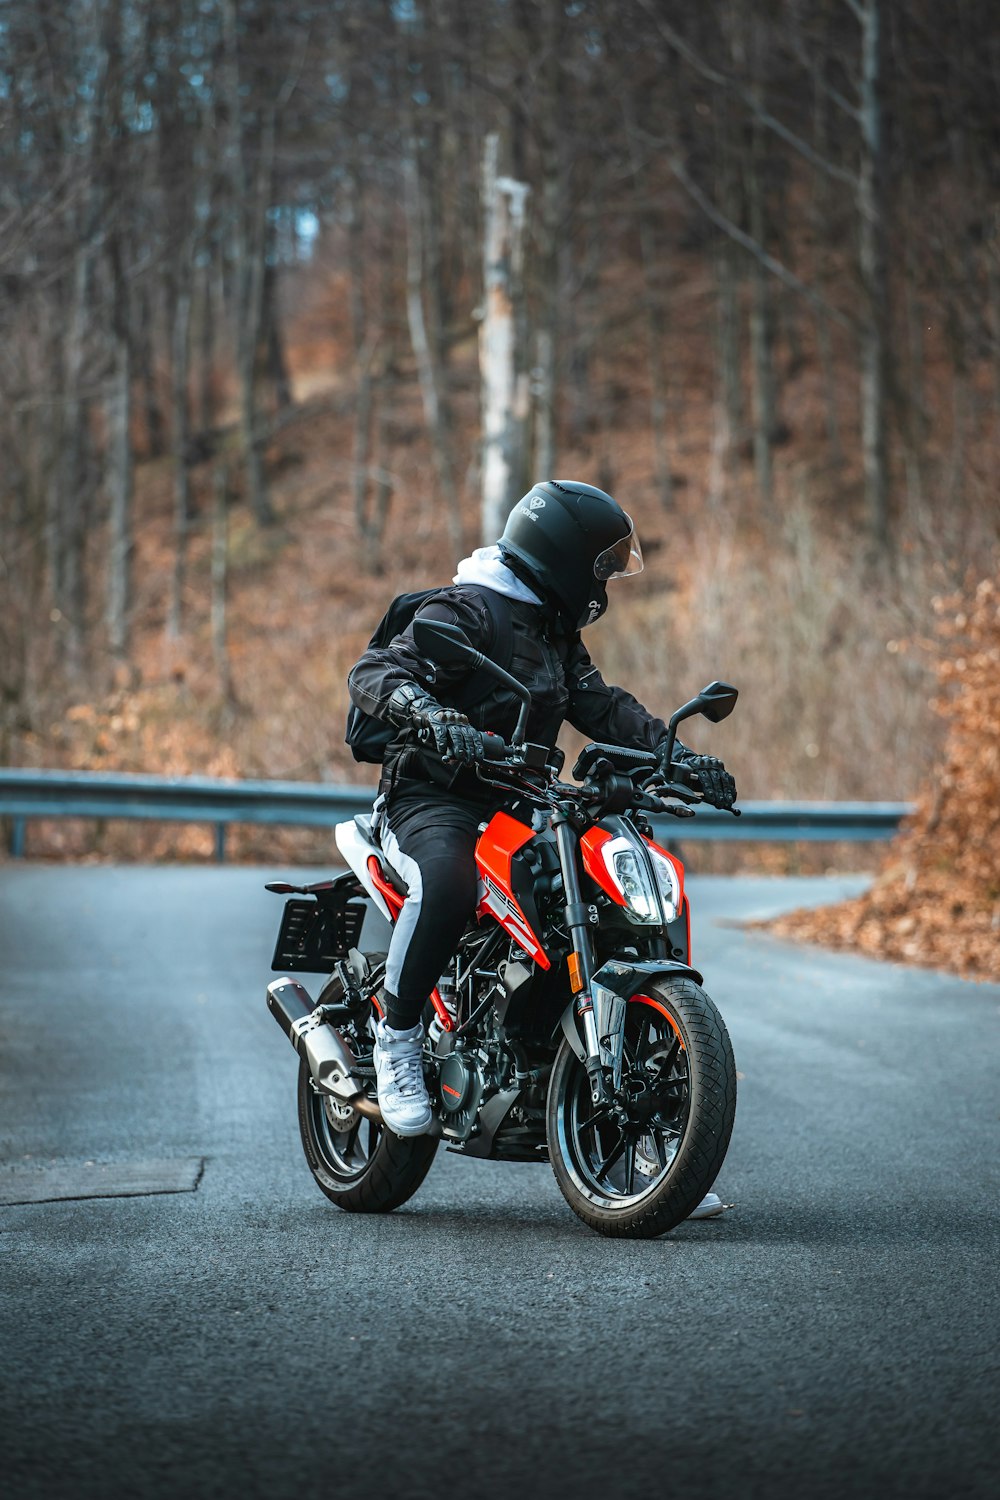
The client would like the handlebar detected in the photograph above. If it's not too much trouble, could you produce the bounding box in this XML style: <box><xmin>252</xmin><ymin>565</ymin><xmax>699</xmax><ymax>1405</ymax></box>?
<box><xmin>466</xmin><ymin>734</ymin><xmax>740</xmax><ymax>816</ymax></box>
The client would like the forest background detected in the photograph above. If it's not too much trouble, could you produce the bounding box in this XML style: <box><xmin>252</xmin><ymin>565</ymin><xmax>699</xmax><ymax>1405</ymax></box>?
<box><xmin>1</xmin><ymin>0</ymin><xmax>998</xmax><ymax>890</ymax></box>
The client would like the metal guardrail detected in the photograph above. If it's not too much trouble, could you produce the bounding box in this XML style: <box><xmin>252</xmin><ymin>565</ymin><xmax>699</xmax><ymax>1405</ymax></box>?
<box><xmin>0</xmin><ymin>768</ymin><xmax>914</xmax><ymax>860</ymax></box>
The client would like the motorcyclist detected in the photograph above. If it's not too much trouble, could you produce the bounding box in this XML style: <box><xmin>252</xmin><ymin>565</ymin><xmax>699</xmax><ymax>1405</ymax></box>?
<box><xmin>347</xmin><ymin>481</ymin><xmax>736</xmax><ymax>1215</ymax></box>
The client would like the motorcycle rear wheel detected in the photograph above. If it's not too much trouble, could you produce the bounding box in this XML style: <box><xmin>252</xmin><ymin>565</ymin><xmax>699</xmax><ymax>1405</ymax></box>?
<box><xmin>296</xmin><ymin>953</ymin><xmax>438</xmax><ymax>1213</ymax></box>
<box><xmin>547</xmin><ymin>977</ymin><xmax>736</xmax><ymax>1239</ymax></box>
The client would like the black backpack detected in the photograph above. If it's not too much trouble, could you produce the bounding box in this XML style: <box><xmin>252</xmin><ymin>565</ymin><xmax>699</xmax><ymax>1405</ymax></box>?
<box><xmin>345</xmin><ymin>588</ymin><xmax>513</xmax><ymax>764</ymax></box>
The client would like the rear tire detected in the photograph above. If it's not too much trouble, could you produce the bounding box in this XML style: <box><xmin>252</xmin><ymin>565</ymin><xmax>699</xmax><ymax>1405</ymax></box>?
<box><xmin>547</xmin><ymin>977</ymin><xmax>736</xmax><ymax>1239</ymax></box>
<box><xmin>298</xmin><ymin>1062</ymin><xmax>438</xmax><ymax>1212</ymax></box>
<box><xmin>296</xmin><ymin>951</ymin><xmax>438</xmax><ymax>1213</ymax></box>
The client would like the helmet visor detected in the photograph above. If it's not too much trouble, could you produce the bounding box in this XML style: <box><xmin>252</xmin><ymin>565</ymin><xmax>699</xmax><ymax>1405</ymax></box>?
<box><xmin>594</xmin><ymin>516</ymin><xmax>643</xmax><ymax>581</ymax></box>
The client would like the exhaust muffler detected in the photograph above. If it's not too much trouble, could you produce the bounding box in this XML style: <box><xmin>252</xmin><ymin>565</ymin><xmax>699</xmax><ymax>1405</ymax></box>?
<box><xmin>266</xmin><ymin>977</ymin><xmax>382</xmax><ymax>1122</ymax></box>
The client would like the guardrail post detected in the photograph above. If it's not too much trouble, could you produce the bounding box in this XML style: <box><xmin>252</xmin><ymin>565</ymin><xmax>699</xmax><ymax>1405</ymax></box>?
<box><xmin>214</xmin><ymin>824</ymin><xmax>227</xmax><ymax>863</ymax></box>
<box><xmin>9</xmin><ymin>818</ymin><xmax>26</xmax><ymax>859</ymax></box>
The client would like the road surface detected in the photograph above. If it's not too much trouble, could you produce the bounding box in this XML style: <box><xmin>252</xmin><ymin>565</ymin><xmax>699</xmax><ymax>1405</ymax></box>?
<box><xmin>0</xmin><ymin>866</ymin><xmax>997</xmax><ymax>1499</ymax></box>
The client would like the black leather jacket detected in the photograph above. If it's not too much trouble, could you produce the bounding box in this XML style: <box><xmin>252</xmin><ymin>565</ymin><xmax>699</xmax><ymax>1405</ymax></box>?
<box><xmin>347</xmin><ymin>584</ymin><xmax>670</xmax><ymax>798</ymax></box>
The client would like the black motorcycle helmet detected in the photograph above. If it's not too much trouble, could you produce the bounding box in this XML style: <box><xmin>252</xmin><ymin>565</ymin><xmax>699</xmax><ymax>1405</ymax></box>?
<box><xmin>498</xmin><ymin>479</ymin><xmax>643</xmax><ymax>629</ymax></box>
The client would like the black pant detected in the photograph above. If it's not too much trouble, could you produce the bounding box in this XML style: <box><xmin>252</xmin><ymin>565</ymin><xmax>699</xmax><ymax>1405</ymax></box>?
<box><xmin>378</xmin><ymin>786</ymin><xmax>490</xmax><ymax>1030</ymax></box>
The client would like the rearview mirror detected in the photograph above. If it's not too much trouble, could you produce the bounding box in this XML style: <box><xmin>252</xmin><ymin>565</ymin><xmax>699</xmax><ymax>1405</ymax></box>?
<box><xmin>412</xmin><ymin>617</ymin><xmax>480</xmax><ymax>669</ymax></box>
<box><xmin>659</xmin><ymin>679</ymin><xmax>739</xmax><ymax>769</ymax></box>
<box><xmin>696</xmin><ymin>680</ymin><xmax>739</xmax><ymax>724</ymax></box>
<box><xmin>411</xmin><ymin>615</ymin><xmax>533</xmax><ymax>744</ymax></box>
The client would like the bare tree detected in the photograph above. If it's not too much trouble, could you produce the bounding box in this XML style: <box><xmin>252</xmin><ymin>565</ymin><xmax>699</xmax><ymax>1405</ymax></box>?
<box><xmin>854</xmin><ymin>0</ymin><xmax>890</xmax><ymax>551</ymax></box>
<box><xmin>479</xmin><ymin>134</ymin><xmax>530</xmax><ymax>542</ymax></box>
<box><xmin>403</xmin><ymin>140</ymin><xmax>463</xmax><ymax>549</ymax></box>
<box><xmin>221</xmin><ymin>0</ymin><xmax>275</xmax><ymax>528</ymax></box>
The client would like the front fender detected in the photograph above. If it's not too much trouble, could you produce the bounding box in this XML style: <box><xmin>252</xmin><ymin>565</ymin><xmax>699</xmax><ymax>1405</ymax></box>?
<box><xmin>558</xmin><ymin>958</ymin><xmax>704</xmax><ymax>1064</ymax></box>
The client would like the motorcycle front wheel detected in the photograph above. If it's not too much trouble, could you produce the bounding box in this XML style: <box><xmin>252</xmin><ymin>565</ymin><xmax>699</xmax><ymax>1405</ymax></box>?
<box><xmin>547</xmin><ymin>977</ymin><xmax>737</xmax><ymax>1239</ymax></box>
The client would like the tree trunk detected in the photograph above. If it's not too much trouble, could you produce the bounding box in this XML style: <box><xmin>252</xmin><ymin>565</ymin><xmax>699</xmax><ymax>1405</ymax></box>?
<box><xmin>222</xmin><ymin>0</ymin><xmax>274</xmax><ymax>527</ymax></box>
<box><xmin>347</xmin><ymin>167</ymin><xmax>374</xmax><ymax>547</ymax></box>
<box><xmin>262</xmin><ymin>259</ymin><xmax>293</xmax><ymax>413</ymax></box>
<box><xmin>58</xmin><ymin>242</ymin><xmax>95</xmax><ymax>678</ymax></box>
<box><xmin>625</xmin><ymin>106</ymin><xmax>673</xmax><ymax>510</ymax></box>
<box><xmin>212</xmin><ymin>465</ymin><xmax>231</xmax><ymax>700</ymax></box>
<box><xmin>402</xmin><ymin>140</ymin><xmax>462</xmax><ymax>549</ymax></box>
<box><xmin>479</xmin><ymin>134</ymin><xmax>530</xmax><ymax>543</ymax></box>
<box><xmin>198</xmin><ymin>261</ymin><xmax>217</xmax><ymax>436</ymax></box>
<box><xmin>809</xmin><ymin>70</ymin><xmax>844</xmax><ymax>469</ymax></box>
<box><xmin>743</xmin><ymin>29</ymin><xmax>776</xmax><ymax>514</ymax></box>
<box><xmin>366</xmin><ymin>383</ymin><xmax>395</xmax><ymax>574</ymax></box>
<box><xmin>137</xmin><ymin>284</ymin><xmax>165</xmax><ymax>458</ymax></box>
<box><xmin>988</xmin><ymin>207</ymin><xmax>1000</xmax><ymax>488</ymax></box>
<box><xmin>713</xmin><ymin>88</ymin><xmax>743</xmax><ymax>477</ymax></box>
<box><xmin>364</xmin><ymin>193</ymin><xmax>396</xmax><ymax>574</ymax></box>
<box><xmin>105</xmin><ymin>320</ymin><xmax>132</xmax><ymax>663</ymax></box>
<box><xmin>531</xmin><ymin>0</ymin><xmax>567</xmax><ymax>482</ymax></box>
<box><xmin>857</xmin><ymin>0</ymin><xmax>890</xmax><ymax>551</ymax></box>
<box><xmin>238</xmin><ymin>108</ymin><xmax>276</xmax><ymax>527</ymax></box>
<box><xmin>168</xmin><ymin>267</ymin><xmax>193</xmax><ymax>641</ymax></box>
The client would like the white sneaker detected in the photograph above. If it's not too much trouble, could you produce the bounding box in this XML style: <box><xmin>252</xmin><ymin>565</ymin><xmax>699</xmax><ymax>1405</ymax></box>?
<box><xmin>373</xmin><ymin>1021</ymin><xmax>433</xmax><ymax>1137</ymax></box>
<box><xmin>687</xmin><ymin>1191</ymin><xmax>726</xmax><ymax>1220</ymax></box>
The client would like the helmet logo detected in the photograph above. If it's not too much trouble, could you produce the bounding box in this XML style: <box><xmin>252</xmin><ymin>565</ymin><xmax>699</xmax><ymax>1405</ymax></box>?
<box><xmin>529</xmin><ymin>496</ymin><xmax>546</xmax><ymax>509</ymax></box>
<box><xmin>519</xmin><ymin>497</ymin><xmax>545</xmax><ymax>523</ymax></box>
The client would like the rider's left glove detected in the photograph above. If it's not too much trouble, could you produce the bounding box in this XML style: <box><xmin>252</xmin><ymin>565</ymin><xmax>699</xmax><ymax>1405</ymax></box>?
<box><xmin>656</xmin><ymin>741</ymin><xmax>737</xmax><ymax>810</ymax></box>
<box><xmin>386</xmin><ymin>683</ymin><xmax>485</xmax><ymax>766</ymax></box>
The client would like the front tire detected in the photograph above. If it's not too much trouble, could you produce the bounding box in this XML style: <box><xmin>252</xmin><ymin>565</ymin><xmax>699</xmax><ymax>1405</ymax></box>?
<box><xmin>547</xmin><ymin>978</ymin><xmax>736</xmax><ymax>1238</ymax></box>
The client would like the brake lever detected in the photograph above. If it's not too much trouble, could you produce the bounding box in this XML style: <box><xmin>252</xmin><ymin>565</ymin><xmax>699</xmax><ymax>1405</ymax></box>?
<box><xmin>637</xmin><ymin>791</ymin><xmax>695</xmax><ymax>818</ymax></box>
<box><xmin>646</xmin><ymin>778</ymin><xmax>702</xmax><ymax>804</ymax></box>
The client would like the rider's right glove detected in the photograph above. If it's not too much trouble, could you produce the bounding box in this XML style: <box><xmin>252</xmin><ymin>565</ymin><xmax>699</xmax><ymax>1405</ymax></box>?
<box><xmin>386</xmin><ymin>683</ymin><xmax>485</xmax><ymax>766</ymax></box>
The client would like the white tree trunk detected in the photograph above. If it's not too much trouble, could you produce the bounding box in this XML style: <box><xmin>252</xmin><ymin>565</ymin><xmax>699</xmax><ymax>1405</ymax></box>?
<box><xmin>479</xmin><ymin>134</ymin><xmax>530</xmax><ymax>544</ymax></box>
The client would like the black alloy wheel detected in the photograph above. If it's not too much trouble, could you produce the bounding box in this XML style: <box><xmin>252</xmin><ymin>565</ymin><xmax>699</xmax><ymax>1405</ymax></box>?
<box><xmin>547</xmin><ymin>977</ymin><xmax>736</xmax><ymax>1238</ymax></box>
<box><xmin>296</xmin><ymin>953</ymin><xmax>438</xmax><ymax>1213</ymax></box>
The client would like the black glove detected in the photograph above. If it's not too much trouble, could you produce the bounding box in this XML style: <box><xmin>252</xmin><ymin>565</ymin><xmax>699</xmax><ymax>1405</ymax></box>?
<box><xmin>386</xmin><ymin>683</ymin><xmax>485</xmax><ymax>766</ymax></box>
<box><xmin>657</xmin><ymin>742</ymin><xmax>737</xmax><ymax>810</ymax></box>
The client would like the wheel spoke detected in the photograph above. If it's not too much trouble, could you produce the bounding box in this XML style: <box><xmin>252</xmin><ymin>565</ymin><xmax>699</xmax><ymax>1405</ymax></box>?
<box><xmin>635</xmin><ymin>1017</ymin><xmax>654</xmax><ymax>1066</ymax></box>
<box><xmin>577</xmin><ymin>1105</ymin><xmax>611</xmax><ymax>1133</ymax></box>
<box><xmin>341</xmin><ymin>1117</ymin><xmax>363</xmax><ymax>1159</ymax></box>
<box><xmin>595</xmin><ymin>1128</ymin><xmax>627</xmax><ymax>1182</ymax></box>
<box><xmin>651</xmin><ymin>1035</ymin><xmax>681</xmax><ymax>1078</ymax></box>
<box><xmin>650</xmin><ymin>1131</ymin><xmax>668</xmax><ymax>1170</ymax></box>
<box><xmin>624</xmin><ymin>1137</ymin><xmax>637</xmax><ymax>1196</ymax></box>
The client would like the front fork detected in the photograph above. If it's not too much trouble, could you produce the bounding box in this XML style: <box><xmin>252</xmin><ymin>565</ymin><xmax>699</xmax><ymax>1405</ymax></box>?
<box><xmin>553</xmin><ymin>809</ymin><xmax>703</xmax><ymax>1110</ymax></box>
<box><xmin>552</xmin><ymin>808</ymin><xmax>608</xmax><ymax>1105</ymax></box>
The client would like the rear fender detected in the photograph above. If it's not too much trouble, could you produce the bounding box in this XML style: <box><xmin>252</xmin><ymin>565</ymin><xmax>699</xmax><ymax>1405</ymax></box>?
<box><xmin>558</xmin><ymin>958</ymin><xmax>704</xmax><ymax>1065</ymax></box>
<box><xmin>335</xmin><ymin>818</ymin><xmax>393</xmax><ymax>921</ymax></box>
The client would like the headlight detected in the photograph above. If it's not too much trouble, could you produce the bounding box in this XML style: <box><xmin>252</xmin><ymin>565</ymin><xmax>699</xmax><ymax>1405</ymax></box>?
<box><xmin>648</xmin><ymin>848</ymin><xmax>681</xmax><ymax>923</ymax></box>
<box><xmin>600</xmin><ymin>836</ymin><xmax>661</xmax><ymax>925</ymax></box>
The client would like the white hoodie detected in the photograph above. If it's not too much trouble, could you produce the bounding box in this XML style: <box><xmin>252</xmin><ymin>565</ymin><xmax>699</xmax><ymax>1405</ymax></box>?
<box><xmin>452</xmin><ymin>545</ymin><xmax>542</xmax><ymax>605</ymax></box>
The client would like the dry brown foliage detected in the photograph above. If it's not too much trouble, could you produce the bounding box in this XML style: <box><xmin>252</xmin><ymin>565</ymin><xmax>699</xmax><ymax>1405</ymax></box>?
<box><xmin>769</xmin><ymin>568</ymin><xmax>1000</xmax><ymax>979</ymax></box>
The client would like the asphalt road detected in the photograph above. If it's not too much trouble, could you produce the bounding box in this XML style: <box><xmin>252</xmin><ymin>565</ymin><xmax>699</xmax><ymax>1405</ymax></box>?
<box><xmin>0</xmin><ymin>865</ymin><xmax>997</xmax><ymax>1500</ymax></box>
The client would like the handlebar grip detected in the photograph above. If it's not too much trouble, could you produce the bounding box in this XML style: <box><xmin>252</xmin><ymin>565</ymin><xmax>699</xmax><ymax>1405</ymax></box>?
<box><xmin>480</xmin><ymin>732</ymin><xmax>510</xmax><ymax>762</ymax></box>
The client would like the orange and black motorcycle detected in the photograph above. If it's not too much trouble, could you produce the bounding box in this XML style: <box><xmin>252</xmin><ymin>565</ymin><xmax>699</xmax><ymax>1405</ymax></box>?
<box><xmin>265</xmin><ymin>618</ymin><xmax>739</xmax><ymax>1238</ymax></box>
